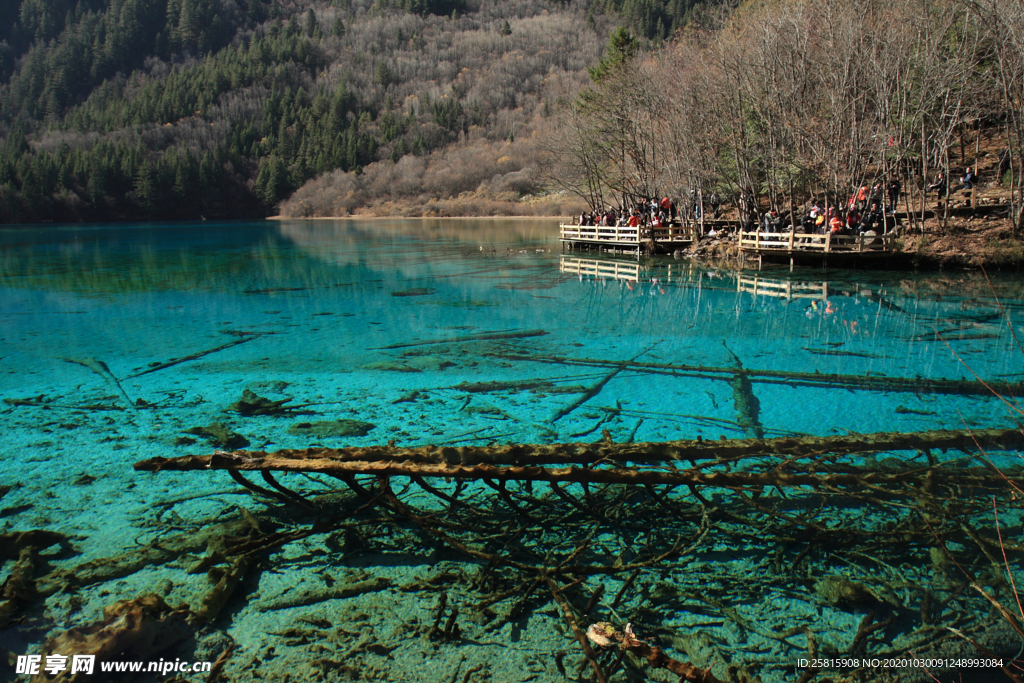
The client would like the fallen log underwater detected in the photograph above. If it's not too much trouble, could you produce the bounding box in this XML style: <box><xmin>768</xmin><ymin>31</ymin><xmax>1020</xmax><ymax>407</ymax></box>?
<box><xmin>724</xmin><ymin>345</ymin><xmax>764</xmax><ymax>439</ymax></box>
<box><xmin>127</xmin><ymin>427</ymin><xmax>1024</xmax><ymax>683</ymax></box>
<box><xmin>135</xmin><ymin>426</ymin><xmax>1024</xmax><ymax>492</ymax></box>
<box><xmin>484</xmin><ymin>351</ymin><xmax>1024</xmax><ymax>398</ymax></box>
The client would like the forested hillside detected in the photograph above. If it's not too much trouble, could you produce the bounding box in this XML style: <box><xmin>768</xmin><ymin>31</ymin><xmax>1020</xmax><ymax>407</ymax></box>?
<box><xmin>0</xmin><ymin>0</ymin><xmax>707</xmax><ymax>223</ymax></box>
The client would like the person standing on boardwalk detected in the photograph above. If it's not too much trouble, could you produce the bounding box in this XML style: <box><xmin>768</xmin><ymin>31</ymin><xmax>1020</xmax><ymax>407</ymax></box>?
<box><xmin>846</xmin><ymin>206</ymin><xmax>861</xmax><ymax>234</ymax></box>
<box><xmin>660</xmin><ymin>196</ymin><xmax>675</xmax><ymax>222</ymax></box>
<box><xmin>870</xmin><ymin>182</ymin><xmax>883</xmax><ymax>208</ymax></box>
<box><xmin>887</xmin><ymin>177</ymin><xmax>901</xmax><ymax>214</ymax></box>
<box><xmin>960</xmin><ymin>167</ymin><xmax>978</xmax><ymax>207</ymax></box>
<box><xmin>856</xmin><ymin>185</ymin><xmax>869</xmax><ymax>211</ymax></box>
<box><xmin>961</xmin><ymin>167</ymin><xmax>976</xmax><ymax>190</ymax></box>
<box><xmin>828</xmin><ymin>207</ymin><xmax>843</xmax><ymax>235</ymax></box>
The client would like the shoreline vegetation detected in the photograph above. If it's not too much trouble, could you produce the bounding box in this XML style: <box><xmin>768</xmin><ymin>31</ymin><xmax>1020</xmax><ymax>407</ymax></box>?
<box><xmin>268</xmin><ymin>212</ymin><xmax>1024</xmax><ymax>270</ymax></box>
<box><xmin>1</xmin><ymin>0</ymin><xmax>1022</xmax><ymax>270</ymax></box>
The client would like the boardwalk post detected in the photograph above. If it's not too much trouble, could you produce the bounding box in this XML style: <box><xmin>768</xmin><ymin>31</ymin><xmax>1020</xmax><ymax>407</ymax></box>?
<box><xmin>825</xmin><ymin>229</ymin><xmax>831</xmax><ymax>253</ymax></box>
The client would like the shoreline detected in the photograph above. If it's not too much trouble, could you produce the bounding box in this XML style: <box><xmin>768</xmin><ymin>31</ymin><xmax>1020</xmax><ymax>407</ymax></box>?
<box><xmin>6</xmin><ymin>212</ymin><xmax>1019</xmax><ymax>270</ymax></box>
<box><xmin>266</xmin><ymin>214</ymin><xmax>567</xmax><ymax>221</ymax></box>
<box><xmin>276</xmin><ymin>213</ymin><xmax>1022</xmax><ymax>270</ymax></box>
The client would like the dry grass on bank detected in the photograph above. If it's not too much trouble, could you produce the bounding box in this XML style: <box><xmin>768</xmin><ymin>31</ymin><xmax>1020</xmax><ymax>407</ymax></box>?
<box><xmin>277</xmin><ymin>113</ymin><xmax>595</xmax><ymax>220</ymax></box>
<box><xmin>281</xmin><ymin>185</ymin><xmax>587</xmax><ymax>218</ymax></box>
<box><xmin>904</xmin><ymin>216</ymin><xmax>1024</xmax><ymax>267</ymax></box>
<box><xmin>358</xmin><ymin>191</ymin><xmax>588</xmax><ymax>218</ymax></box>
<box><xmin>897</xmin><ymin>134</ymin><xmax>1024</xmax><ymax>267</ymax></box>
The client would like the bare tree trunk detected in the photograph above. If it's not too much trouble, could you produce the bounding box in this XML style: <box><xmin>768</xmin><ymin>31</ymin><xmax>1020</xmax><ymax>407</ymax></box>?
<box><xmin>921</xmin><ymin>119</ymin><xmax>928</xmax><ymax>233</ymax></box>
<box><xmin>942</xmin><ymin>146</ymin><xmax>950</xmax><ymax>234</ymax></box>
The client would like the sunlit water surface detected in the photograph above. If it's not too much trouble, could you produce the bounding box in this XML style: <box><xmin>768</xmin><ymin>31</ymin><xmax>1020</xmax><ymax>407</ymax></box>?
<box><xmin>1</xmin><ymin>219</ymin><xmax>1022</xmax><ymax>683</ymax></box>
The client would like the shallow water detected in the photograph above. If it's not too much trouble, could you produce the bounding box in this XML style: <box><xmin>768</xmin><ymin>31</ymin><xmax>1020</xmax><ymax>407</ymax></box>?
<box><xmin>1</xmin><ymin>219</ymin><xmax>1023</xmax><ymax>683</ymax></box>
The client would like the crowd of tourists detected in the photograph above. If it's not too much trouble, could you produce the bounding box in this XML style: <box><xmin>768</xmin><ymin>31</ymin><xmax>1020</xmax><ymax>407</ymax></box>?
<box><xmin>790</xmin><ymin>167</ymin><xmax>976</xmax><ymax>236</ymax></box>
<box><xmin>577</xmin><ymin>196</ymin><xmax>680</xmax><ymax>229</ymax></box>
<box><xmin>574</xmin><ymin>166</ymin><xmax>979</xmax><ymax>237</ymax></box>
<box><xmin>577</xmin><ymin>192</ymin><xmax>722</xmax><ymax>229</ymax></box>
<box><xmin>753</xmin><ymin>177</ymin><xmax>904</xmax><ymax>236</ymax></box>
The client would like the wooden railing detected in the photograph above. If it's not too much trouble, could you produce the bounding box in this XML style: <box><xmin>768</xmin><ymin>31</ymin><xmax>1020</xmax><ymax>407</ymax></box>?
<box><xmin>560</xmin><ymin>223</ymin><xmax>695</xmax><ymax>243</ymax></box>
<box><xmin>737</xmin><ymin>229</ymin><xmax>896</xmax><ymax>253</ymax></box>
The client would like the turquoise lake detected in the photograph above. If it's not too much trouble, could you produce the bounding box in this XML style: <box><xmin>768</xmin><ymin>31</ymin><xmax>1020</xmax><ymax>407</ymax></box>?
<box><xmin>1</xmin><ymin>219</ymin><xmax>1023</xmax><ymax>683</ymax></box>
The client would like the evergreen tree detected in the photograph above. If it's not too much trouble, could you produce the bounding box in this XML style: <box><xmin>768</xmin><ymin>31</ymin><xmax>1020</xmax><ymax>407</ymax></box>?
<box><xmin>587</xmin><ymin>27</ymin><xmax>638</xmax><ymax>83</ymax></box>
<box><xmin>305</xmin><ymin>8</ymin><xmax>317</xmax><ymax>37</ymax></box>
<box><xmin>134</xmin><ymin>160</ymin><xmax>156</xmax><ymax>214</ymax></box>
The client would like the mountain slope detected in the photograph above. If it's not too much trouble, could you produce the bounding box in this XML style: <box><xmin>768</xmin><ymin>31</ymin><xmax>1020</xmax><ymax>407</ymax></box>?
<box><xmin>0</xmin><ymin>0</ymin><xmax>701</xmax><ymax>223</ymax></box>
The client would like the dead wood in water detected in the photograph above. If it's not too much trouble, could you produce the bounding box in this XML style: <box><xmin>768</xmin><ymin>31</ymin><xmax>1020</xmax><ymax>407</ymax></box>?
<box><xmin>135</xmin><ymin>427</ymin><xmax>1024</xmax><ymax>472</ymax></box>
<box><xmin>124</xmin><ymin>424</ymin><xmax>1024</xmax><ymax>681</ymax></box>
<box><xmin>550</xmin><ymin>345</ymin><xmax>656</xmax><ymax>423</ymax></box>
<box><xmin>133</xmin><ymin>427</ymin><xmax>1024</xmax><ymax>497</ymax></box>
<box><xmin>372</xmin><ymin>328</ymin><xmax>548</xmax><ymax>350</ymax></box>
<box><xmin>31</xmin><ymin>595</ymin><xmax>192</xmax><ymax>683</ymax></box>
<box><xmin>136</xmin><ymin>455</ymin><xmax>1019</xmax><ymax>491</ymax></box>
<box><xmin>487</xmin><ymin>351</ymin><xmax>1024</xmax><ymax>399</ymax></box>
<box><xmin>0</xmin><ymin>531</ymin><xmax>70</xmax><ymax>628</ymax></box>
<box><xmin>61</xmin><ymin>357</ymin><xmax>135</xmax><ymax>408</ymax></box>
<box><xmin>227</xmin><ymin>389</ymin><xmax>314</xmax><ymax>417</ymax></box>
<box><xmin>0</xmin><ymin>548</ymin><xmax>40</xmax><ymax>628</ymax></box>
<box><xmin>586</xmin><ymin>621</ymin><xmax>726</xmax><ymax>683</ymax></box>
<box><xmin>724</xmin><ymin>345</ymin><xmax>764</xmax><ymax>439</ymax></box>
<box><xmin>127</xmin><ymin>335</ymin><xmax>260</xmax><ymax>378</ymax></box>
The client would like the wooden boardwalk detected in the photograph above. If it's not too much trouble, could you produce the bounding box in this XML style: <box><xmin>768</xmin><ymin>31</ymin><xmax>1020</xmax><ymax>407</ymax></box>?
<box><xmin>559</xmin><ymin>223</ymin><xmax>695</xmax><ymax>255</ymax></box>
<box><xmin>737</xmin><ymin>229</ymin><xmax>899</xmax><ymax>267</ymax></box>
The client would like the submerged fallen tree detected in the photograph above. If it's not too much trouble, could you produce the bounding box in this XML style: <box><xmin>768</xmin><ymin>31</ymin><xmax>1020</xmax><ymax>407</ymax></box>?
<box><xmin>135</xmin><ymin>426</ymin><xmax>1024</xmax><ymax>492</ymax></box>
<box><xmin>127</xmin><ymin>425</ymin><xmax>1024</xmax><ymax>682</ymax></box>
<box><xmin>136</xmin><ymin>426</ymin><xmax>1024</xmax><ymax>471</ymax></box>
<box><xmin>484</xmin><ymin>351</ymin><xmax>1024</xmax><ymax>398</ymax></box>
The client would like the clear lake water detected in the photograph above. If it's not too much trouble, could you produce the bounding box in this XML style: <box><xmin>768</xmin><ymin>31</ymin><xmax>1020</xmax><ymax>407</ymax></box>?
<box><xmin>1</xmin><ymin>218</ymin><xmax>1023</xmax><ymax>683</ymax></box>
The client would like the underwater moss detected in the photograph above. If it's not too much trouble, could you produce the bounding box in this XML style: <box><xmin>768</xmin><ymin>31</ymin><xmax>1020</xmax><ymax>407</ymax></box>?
<box><xmin>228</xmin><ymin>389</ymin><xmax>311</xmax><ymax>417</ymax></box>
<box><xmin>183</xmin><ymin>424</ymin><xmax>250</xmax><ymax>449</ymax></box>
<box><xmin>287</xmin><ymin>420</ymin><xmax>376</xmax><ymax>439</ymax></box>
